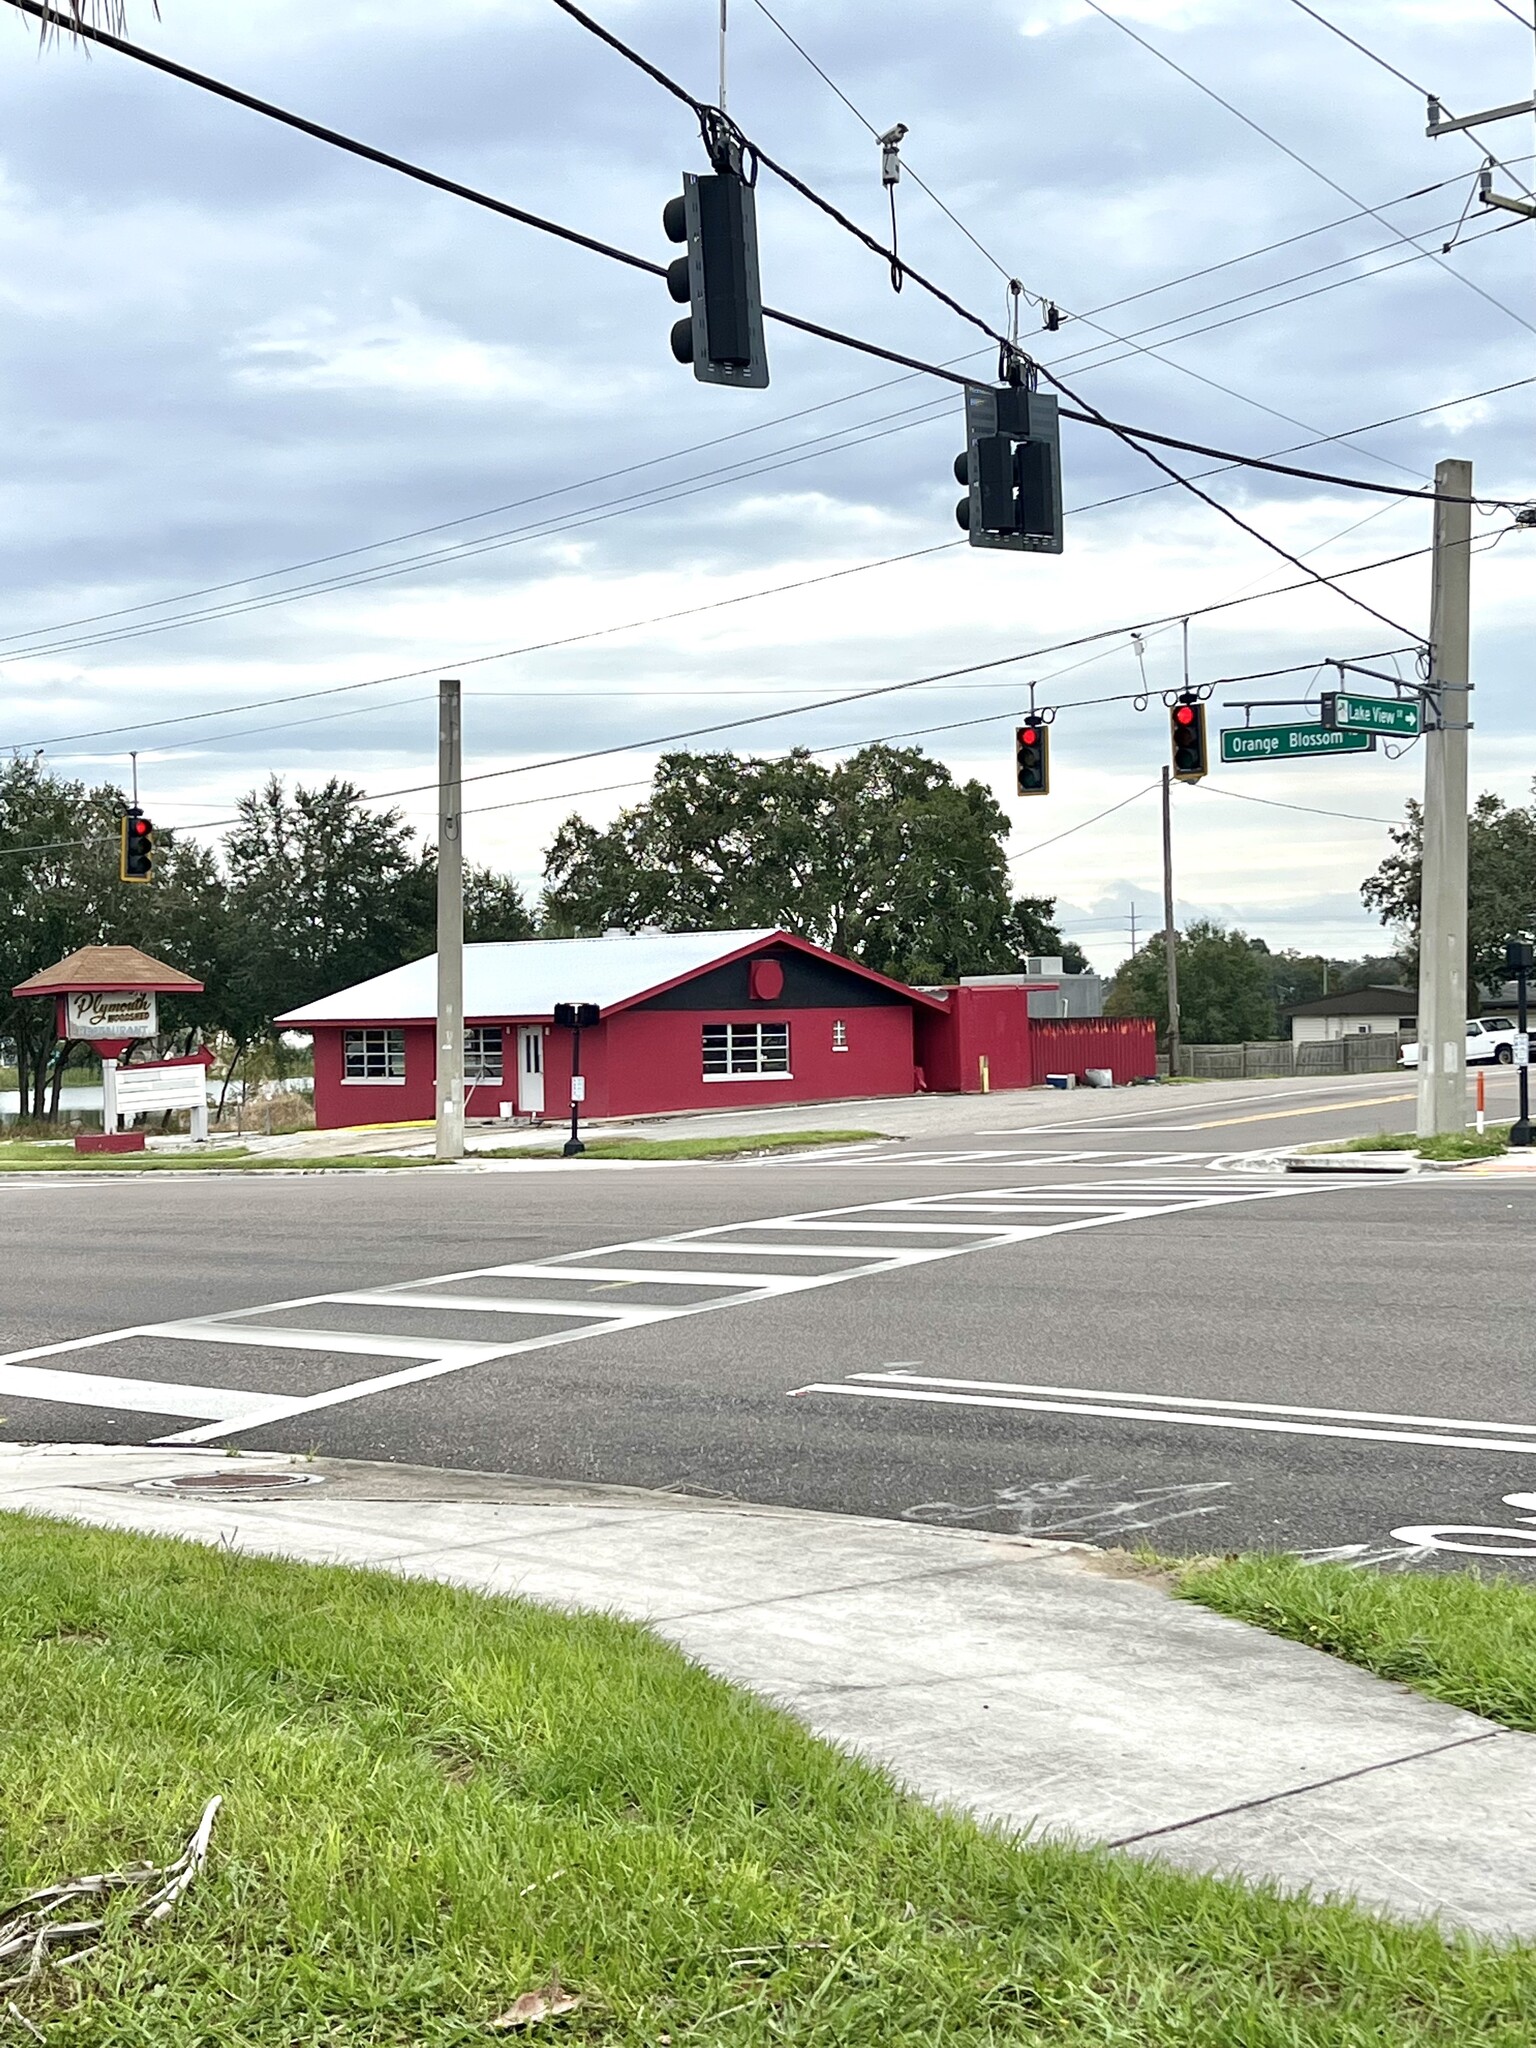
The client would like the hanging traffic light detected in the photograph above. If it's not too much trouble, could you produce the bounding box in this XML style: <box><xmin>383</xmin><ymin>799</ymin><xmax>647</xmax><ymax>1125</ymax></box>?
<box><xmin>1015</xmin><ymin>722</ymin><xmax>1050</xmax><ymax>795</ymax></box>
<box><xmin>120</xmin><ymin>808</ymin><xmax>155</xmax><ymax>883</ymax></box>
<box><xmin>954</xmin><ymin>383</ymin><xmax>1063</xmax><ymax>553</ymax></box>
<box><xmin>663</xmin><ymin>172</ymin><xmax>769</xmax><ymax>389</ymax></box>
<box><xmin>1169</xmin><ymin>697</ymin><xmax>1208</xmax><ymax>783</ymax></box>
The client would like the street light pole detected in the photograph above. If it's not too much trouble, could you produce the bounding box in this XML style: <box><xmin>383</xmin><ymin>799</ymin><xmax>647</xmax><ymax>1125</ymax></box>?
<box><xmin>1161</xmin><ymin>765</ymin><xmax>1181</xmax><ymax>1079</ymax></box>
<box><xmin>1508</xmin><ymin>941</ymin><xmax>1533</xmax><ymax>1148</ymax></box>
<box><xmin>435</xmin><ymin>678</ymin><xmax>464</xmax><ymax>1164</ymax></box>
<box><xmin>1415</xmin><ymin>459</ymin><xmax>1473</xmax><ymax>1139</ymax></box>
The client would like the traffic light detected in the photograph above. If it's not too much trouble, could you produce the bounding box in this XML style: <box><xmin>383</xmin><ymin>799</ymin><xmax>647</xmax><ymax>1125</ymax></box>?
<box><xmin>120</xmin><ymin>807</ymin><xmax>155</xmax><ymax>883</ymax></box>
<box><xmin>663</xmin><ymin>172</ymin><xmax>769</xmax><ymax>389</ymax></box>
<box><xmin>954</xmin><ymin>383</ymin><xmax>1063</xmax><ymax>553</ymax></box>
<box><xmin>1015</xmin><ymin>722</ymin><xmax>1050</xmax><ymax>795</ymax></box>
<box><xmin>553</xmin><ymin>1002</ymin><xmax>600</xmax><ymax>1030</ymax></box>
<box><xmin>1169</xmin><ymin>697</ymin><xmax>1208</xmax><ymax>783</ymax></box>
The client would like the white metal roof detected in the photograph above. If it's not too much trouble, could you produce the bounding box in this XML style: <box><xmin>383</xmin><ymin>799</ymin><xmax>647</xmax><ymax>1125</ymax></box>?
<box><xmin>276</xmin><ymin>929</ymin><xmax>783</xmax><ymax>1027</ymax></box>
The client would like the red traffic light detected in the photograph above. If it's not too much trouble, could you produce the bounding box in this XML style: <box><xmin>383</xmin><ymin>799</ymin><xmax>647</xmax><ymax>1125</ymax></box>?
<box><xmin>1174</xmin><ymin>704</ymin><xmax>1195</xmax><ymax>726</ymax></box>
<box><xmin>1019</xmin><ymin>726</ymin><xmax>1038</xmax><ymax>746</ymax></box>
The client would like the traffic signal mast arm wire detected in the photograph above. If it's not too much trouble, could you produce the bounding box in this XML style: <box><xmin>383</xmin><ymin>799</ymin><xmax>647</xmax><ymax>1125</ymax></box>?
<box><xmin>5</xmin><ymin>0</ymin><xmax>1523</xmax><ymax>516</ymax></box>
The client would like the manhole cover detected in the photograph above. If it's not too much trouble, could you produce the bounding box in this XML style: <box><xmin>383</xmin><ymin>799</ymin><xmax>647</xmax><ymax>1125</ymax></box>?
<box><xmin>134</xmin><ymin>1470</ymin><xmax>327</xmax><ymax>1498</ymax></box>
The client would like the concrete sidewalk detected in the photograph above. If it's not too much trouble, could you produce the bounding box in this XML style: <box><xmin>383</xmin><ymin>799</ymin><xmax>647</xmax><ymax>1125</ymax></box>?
<box><xmin>4</xmin><ymin>1442</ymin><xmax>1532</xmax><ymax>1941</ymax></box>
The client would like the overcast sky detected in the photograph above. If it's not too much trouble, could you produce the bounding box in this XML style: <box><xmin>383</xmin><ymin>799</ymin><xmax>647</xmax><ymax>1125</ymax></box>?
<box><xmin>0</xmin><ymin>0</ymin><xmax>1530</xmax><ymax>970</ymax></box>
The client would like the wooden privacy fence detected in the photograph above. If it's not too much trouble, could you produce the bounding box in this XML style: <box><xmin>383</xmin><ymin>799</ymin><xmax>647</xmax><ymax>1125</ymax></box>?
<box><xmin>1173</xmin><ymin>1036</ymin><xmax>1405</xmax><ymax>1079</ymax></box>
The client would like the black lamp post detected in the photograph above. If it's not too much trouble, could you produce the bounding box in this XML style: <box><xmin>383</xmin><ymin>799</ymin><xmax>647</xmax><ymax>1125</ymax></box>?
<box><xmin>552</xmin><ymin>1002</ymin><xmax>600</xmax><ymax>1157</ymax></box>
<box><xmin>1506</xmin><ymin>941</ymin><xmax>1533</xmax><ymax>1147</ymax></box>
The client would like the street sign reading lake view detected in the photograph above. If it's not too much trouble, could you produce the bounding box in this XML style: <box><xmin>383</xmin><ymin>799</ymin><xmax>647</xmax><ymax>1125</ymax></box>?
<box><xmin>1220</xmin><ymin>722</ymin><xmax>1375</xmax><ymax>763</ymax></box>
<box><xmin>1320</xmin><ymin>690</ymin><xmax>1421</xmax><ymax>737</ymax></box>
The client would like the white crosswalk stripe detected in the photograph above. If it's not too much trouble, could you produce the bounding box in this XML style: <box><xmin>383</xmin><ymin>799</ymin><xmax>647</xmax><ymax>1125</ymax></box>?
<box><xmin>0</xmin><ymin>1168</ymin><xmax>1355</xmax><ymax>1445</ymax></box>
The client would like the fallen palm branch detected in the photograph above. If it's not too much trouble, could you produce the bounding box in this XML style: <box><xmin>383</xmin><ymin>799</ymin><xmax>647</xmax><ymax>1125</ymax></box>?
<box><xmin>0</xmin><ymin>1797</ymin><xmax>221</xmax><ymax>1989</ymax></box>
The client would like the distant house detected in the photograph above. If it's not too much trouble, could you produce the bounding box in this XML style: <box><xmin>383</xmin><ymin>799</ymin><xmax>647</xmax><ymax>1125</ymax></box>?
<box><xmin>1285</xmin><ymin>985</ymin><xmax>1416</xmax><ymax>1044</ymax></box>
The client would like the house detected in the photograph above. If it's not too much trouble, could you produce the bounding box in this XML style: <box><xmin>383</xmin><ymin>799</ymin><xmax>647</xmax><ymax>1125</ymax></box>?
<box><xmin>1285</xmin><ymin>986</ymin><xmax>1417</xmax><ymax>1044</ymax></box>
<box><xmin>277</xmin><ymin>927</ymin><xmax>1156</xmax><ymax>1130</ymax></box>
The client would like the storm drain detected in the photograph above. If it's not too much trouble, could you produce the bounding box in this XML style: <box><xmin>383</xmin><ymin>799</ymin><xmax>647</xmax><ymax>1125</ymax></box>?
<box><xmin>133</xmin><ymin>1469</ymin><xmax>327</xmax><ymax>1499</ymax></box>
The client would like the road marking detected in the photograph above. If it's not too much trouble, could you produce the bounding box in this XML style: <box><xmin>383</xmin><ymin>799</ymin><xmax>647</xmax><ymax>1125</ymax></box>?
<box><xmin>792</xmin><ymin>1369</ymin><xmax>1536</xmax><ymax>1457</ymax></box>
<box><xmin>1186</xmin><ymin>1092</ymin><xmax>1415</xmax><ymax>1128</ymax></box>
<box><xmin>0</xmin><ymin>1364</ymin><xmax>291</xmax><ymax>1421</ymax></box>
<box><xmin>0</xmin><ymin>1170</ymin><xmax>1336</xmax><ymax>1445</ymax></box>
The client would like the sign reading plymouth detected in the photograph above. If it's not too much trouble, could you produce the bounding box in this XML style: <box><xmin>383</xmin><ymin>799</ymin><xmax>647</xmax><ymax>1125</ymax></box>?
<box><xmin>64</xmin><ymin>989</ymin><xmax>159</xmax><ymax>1039</ymax></box>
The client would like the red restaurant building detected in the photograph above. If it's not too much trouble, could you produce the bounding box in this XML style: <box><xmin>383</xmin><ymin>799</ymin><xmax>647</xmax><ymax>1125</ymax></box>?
<box><xmin>276</xmin><ymin>927</ymin><xmax>1153</xmax><ymax>1130</ymax></box>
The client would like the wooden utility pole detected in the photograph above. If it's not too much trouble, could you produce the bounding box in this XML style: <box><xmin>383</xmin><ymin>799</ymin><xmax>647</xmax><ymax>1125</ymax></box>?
<box><xmin>435</xmin><ymin>678</ymin><xmax>464</xmax><ymax>1163</ymax></box>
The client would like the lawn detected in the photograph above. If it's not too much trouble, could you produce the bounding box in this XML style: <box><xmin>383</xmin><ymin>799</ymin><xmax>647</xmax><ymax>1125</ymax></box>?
<box><xmin>491</xmin><ymin>1128</ymin><xmax>886</xmax><ymax>1162</ymax></box>
<box><xmin>1314</xmin><ymin>1128</ymin><xmax>1509</xmax><ymax>1162</ymax></box>
<box><xmin>0</xmin><ymin>1144</ymin><xmax>426</xmax><ymax>1172</ymax></box>
<box><xmin>1177</xmin><ymin>1552</ymin><xmax>1536</xmax><ymax>1731</ymax></box>
<box><xmin>0</xmin><ymin>1516</ymin><xmax>1531</xmax><ymax>2045</ymax></box>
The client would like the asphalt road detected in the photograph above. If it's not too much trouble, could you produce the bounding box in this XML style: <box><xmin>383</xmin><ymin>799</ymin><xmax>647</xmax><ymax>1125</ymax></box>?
<box><xmin>6</xmin><ymin>1071</ymin><xmax>1536</xmax><ymax>1571</ymax></box>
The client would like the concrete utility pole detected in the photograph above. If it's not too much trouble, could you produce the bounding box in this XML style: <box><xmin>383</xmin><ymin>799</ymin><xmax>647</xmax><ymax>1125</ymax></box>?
<box><xmin>1161</xmin><ymin>766</ymin><xmax>1181</xmax><ymax>1078</ymax></box>
<box><xmin>435</xmin><ymin>678</ymin><xmax>464</xmax><ymax>1163</ymax></box>
<box><xmin>1416</xmin><ymin>460</ymin><xmax>1473</xmax><ymax>1139</ymax></box>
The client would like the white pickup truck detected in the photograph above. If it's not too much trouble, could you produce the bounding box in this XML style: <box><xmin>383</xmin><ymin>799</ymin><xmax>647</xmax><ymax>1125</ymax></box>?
<box><xmin>1398</xmin><ymin>1017</ymin><xmax>1522</xmax><ymax>1068</ymax></box>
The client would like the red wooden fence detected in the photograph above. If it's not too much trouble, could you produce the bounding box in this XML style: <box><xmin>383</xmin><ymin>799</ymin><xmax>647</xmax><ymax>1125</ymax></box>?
<box><xmin>1029</xmin><ymin>1016</ymin><xmax>1157</xmax><ymax>1086</ymax></box>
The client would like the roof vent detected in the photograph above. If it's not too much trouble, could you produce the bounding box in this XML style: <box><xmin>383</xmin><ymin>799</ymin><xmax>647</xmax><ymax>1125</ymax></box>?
<box><xmin>636</xmin><ymin>925</ymin><xmax>666</xmax><ymax>935</ymax></box>
<box><xmin>602</xmin><ymin>927</ymin><xmax>629</xmax><ymax>938</ymax></box>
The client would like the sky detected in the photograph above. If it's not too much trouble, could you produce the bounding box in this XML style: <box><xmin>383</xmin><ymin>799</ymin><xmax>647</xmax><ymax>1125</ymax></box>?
<box><xmin>0</xmin><ymin>0</ymin><xmax>1531</xmax><ymax>974</ymax></box>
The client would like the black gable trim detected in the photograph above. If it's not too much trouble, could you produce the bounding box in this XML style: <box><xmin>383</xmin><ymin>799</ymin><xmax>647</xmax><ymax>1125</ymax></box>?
<box><xmin>634</xmin><ymin>945</ymin><xmax>908</xmax><ymax>1011</ymax></box>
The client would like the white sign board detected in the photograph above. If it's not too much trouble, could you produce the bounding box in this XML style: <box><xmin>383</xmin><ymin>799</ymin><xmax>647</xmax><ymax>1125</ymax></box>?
<box><xmin>1516</xmin><ymin>1033</ymin><xmax>1531</xmax><ymax>1070</ymax></box>
<box><xmin>569</xmin><ymin>1074</ymin><xmax>587</xmax><ymax>1102</ymax></box>
<box><xmin>111</xmin><ymin>1063</ymin><xmax>208</xmax><ymax>1114</ymax></box>
<box><xmin>65</xmin><ymin>989</ymin><xmax>158</xmax><ymax>1040</ymax></box>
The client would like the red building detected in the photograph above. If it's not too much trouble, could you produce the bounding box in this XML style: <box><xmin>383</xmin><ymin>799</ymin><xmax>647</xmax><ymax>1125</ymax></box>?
<box><xmin>277</xmin><ymin>927</ymin><xmax>1153</xmax><ymax>1130</ymax></box>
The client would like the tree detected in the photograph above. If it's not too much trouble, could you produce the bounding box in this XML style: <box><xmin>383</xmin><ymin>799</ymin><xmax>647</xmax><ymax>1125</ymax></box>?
<box><xmin>1105</xmin><ymin>920</ymin><xmax>1275</xmax><ymax>1043</ymax></box>
<box><xmin>0</xmin><ymin>753</ymin><xmax>222</xmax><ymax>1118</ymax></box>
<box><xmin>1009</xmin><ymin>895</ymin><xmax>1089</xmax><ymax>975</ymax></box>
<box><xmin>1362</xmin><ymin>790</ymin><xmax>1536</xmax><ymax>995</ymax></box>
<box><xmin>541</xmin><ymin>745</ymin><xmax>1064</xmax><ymax>985</ymax></box>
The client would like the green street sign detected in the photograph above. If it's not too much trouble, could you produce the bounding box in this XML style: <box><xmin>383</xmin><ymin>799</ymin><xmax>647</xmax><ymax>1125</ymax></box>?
<box><xmin>1220</xmin><ymin>723</ymin><xmax>1375</xmax><ymax>764</ymax></box>
<box><xmin>1322</xmin><ymin>690</ymin><xmax>1421</xmax><ymax>737</ymax></box>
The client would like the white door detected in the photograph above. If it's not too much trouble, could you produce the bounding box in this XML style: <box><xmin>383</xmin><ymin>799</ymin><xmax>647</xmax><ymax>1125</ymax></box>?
<box><xmin>517</xmin><ymin>1026</ymin><xmax>545</xmax><ymax>1114</ymax></box>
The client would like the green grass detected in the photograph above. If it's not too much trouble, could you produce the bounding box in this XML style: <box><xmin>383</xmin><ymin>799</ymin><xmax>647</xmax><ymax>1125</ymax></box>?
<box><xmin>1177</xmin><ymin>1553</ymin><xmax>1536</xmax><ymax>1732</ymax></box>
<box><xmin>0</xmin><ymin>1144</ymin><xmax>427</xmax><ymax>1172</ymax></box>
<box><xmin>490</xmin><ymin>1128</ymin><xmax>886</xmax><ymax>1161</ymax></box>
<box><xmin>0</xmin><ymin>1521</ymin><xmax>1532</xmax><ymax>2046</ymax></box>
<box><xmin>1314</xmin><ymin>1127</ymin><xmax>1509</xmax><ymax>1161</ymax></box>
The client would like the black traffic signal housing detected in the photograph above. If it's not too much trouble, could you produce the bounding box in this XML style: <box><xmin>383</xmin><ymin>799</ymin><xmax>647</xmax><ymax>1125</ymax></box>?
<box><xmin>1015</xmin><ymin>722</ymin><xmax>1050</xmax><ymax>795</ymax></box>
<box><xmin>663</xmin><ymin>172</ymin><xmax>769</xmax><ymax>389</ymax></box>
<box><xmin>553</xmin><ymin>1002</ymin><xmax>600</xmax><ymax>1030</ymax></box>
<box><xmin>954</xmin><ymin>384</ymin><xmax>1063</xmax><ymax>553</ymax></box>
<box><xmin>1169</xmin><ymin>696</ymin><xmax>1208</xmax><ymax>782</ymax></box>
<box><xmin>120</xmin><ymin>807</ymin><xmax>155</xmax><ymax>883</ymax></box>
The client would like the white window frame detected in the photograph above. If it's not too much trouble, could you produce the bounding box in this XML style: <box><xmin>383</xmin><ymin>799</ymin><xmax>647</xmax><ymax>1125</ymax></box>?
<box><xmin>702</xmin><ymin>1021</ymin><xmax>792</xmax><ymax>1081</ymax></box>
<box><xmin>831</xmin><ymin>1019</ymin><xmax>849</xmax><ymax>1052</ymax></box>
<box><xmin>342</xmin><ymin>1027</ymin><xmax>406</xmax><ymax>1084</ymax></box>
<box><xmin>464</xmin><ymin>1025</ymin><xmax>504</xmax><ymax>1085</ymax></box>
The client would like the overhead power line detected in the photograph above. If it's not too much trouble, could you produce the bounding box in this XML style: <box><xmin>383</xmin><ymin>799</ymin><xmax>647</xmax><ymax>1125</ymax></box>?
<box><xmin>1081</xmin><ymin>0</ymin><xmax>1536</xmax><ymax>339</ymax></box>
<box><xmin>8</xmin><ymin>0</ymin><xmax>1520</xmax><ymax>517</ymax></box>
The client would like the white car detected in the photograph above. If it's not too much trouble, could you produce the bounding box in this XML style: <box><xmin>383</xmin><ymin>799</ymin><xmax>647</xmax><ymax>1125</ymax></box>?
<box><xmin>1398</xmin><ymin>1017</ymin><xmax>1521</xmax><ymax>1068</ymax></box>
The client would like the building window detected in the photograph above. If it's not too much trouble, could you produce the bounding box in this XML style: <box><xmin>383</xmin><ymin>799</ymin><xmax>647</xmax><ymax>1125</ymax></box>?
<box><xmin>831</xmin><ymin>1019</ymin><xmax>849</xmax><ymax>1052</ymax></box>
<box><xmin>702</xmin><ymin>1021</ymin><xmax>791</xmax><ymax>1080</ymax></box>
<box><xmin>465</xmin><ymin>1026</ymin><xmax>504</xmax><ymax>1084</ymax></box>
<box><xmin>343</xmin><ymin>1028</ymin><xmax>405</xmax><ymax>1082</ymax></box>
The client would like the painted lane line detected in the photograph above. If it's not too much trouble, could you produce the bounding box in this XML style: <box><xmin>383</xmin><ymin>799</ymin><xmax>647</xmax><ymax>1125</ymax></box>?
<box><xmin>607</xmin><ymin>1240</ymin><xmax>923</xmax><ymax>1259</ymax></box>
<box><xmin>797</xmin><ymin>1381</ymin><xmax>1536</xmax><ymax>1456</ymax></box>
<box><xmin>0</xmin><ymin>1363</ymin><xmax>300</xmax><ymax>1423</ymax></box>
<box><xmin>852</xmin><ymin>1372</ymin><xmax>1536</xmax><ymax>1438</ymax></box>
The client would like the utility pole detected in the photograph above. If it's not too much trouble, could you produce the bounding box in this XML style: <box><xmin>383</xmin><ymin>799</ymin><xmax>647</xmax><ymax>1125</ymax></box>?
<box><xmin>1416</xmin><ymin>460</ymin><xmax>1473</xmax><ymax>1139</ymax></box>
<box><xmin>1161</xmin><ymin>766</ymin><xmax>1180</xmax><ymax>1078</ymax></box>
<box><xmin>1128</xmin><ymin>901</ymin><xmax>1138</xmax><ymax>955</ymax></box>
<box><xmin>435</xmin><ymin>678</ymin><xmax>464</xmax><ymax>1163</ymax></box>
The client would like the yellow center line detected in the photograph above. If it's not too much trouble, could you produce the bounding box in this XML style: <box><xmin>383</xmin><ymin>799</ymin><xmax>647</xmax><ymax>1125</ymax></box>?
<box><xmin>1190</xmin><ymin>1092</ymin><xmax>1416</xmax><ymax>1129</ymax></box>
